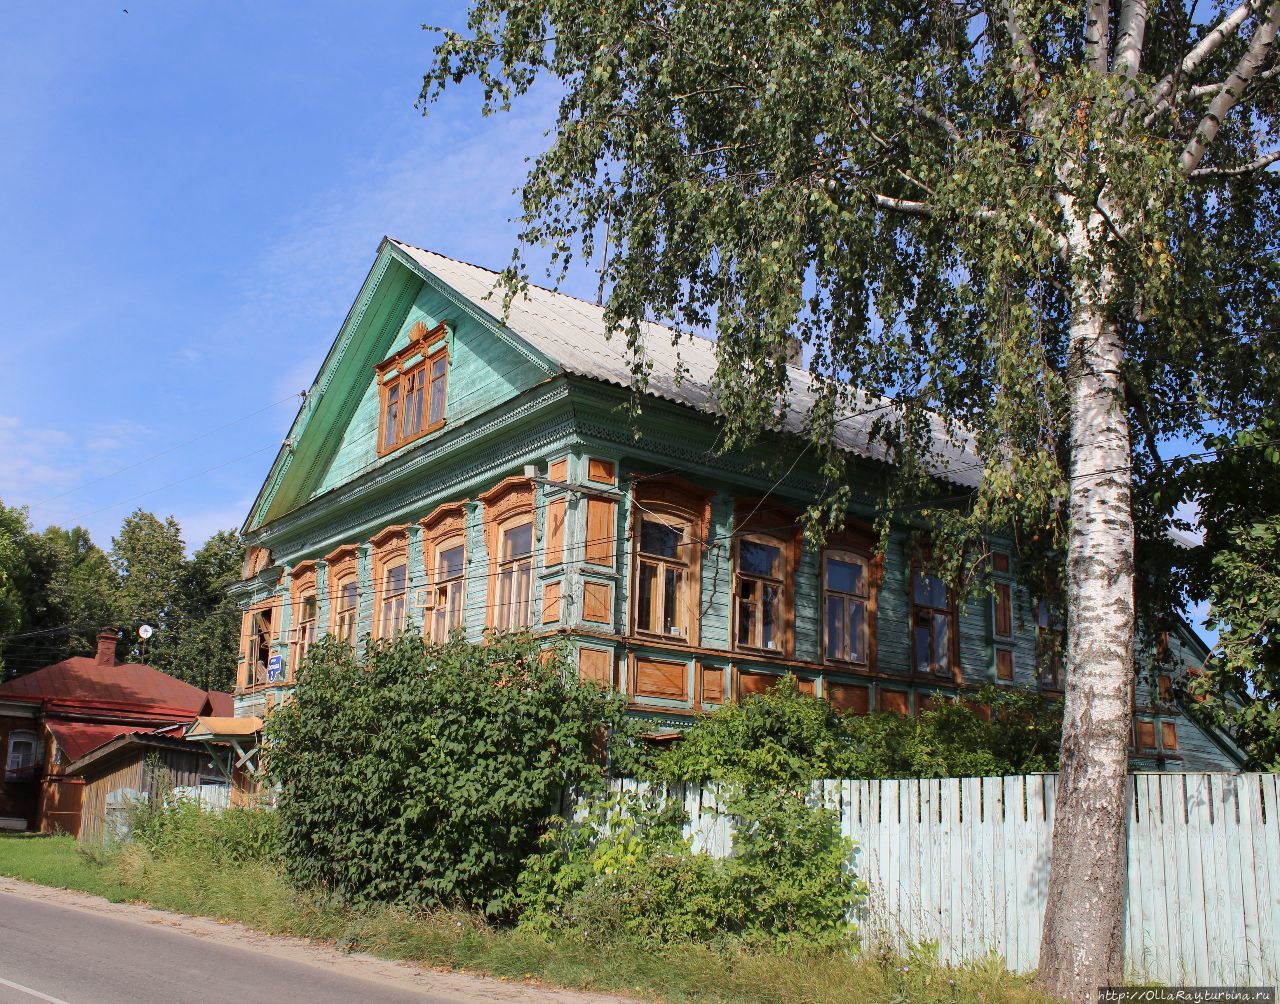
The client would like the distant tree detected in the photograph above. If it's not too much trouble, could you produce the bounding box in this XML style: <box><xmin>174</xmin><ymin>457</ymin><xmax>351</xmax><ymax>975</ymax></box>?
<box><xmin>424</xmin><ymin>1</ymin><xmax>1280</xmax><ymax>993</ymax></box>
<box><xmin>19</xmin><ymin>526</ymin><xmax>116</xmax><ymax>668</ymax></box>
<box><xmin>167</xmin><ymin>530</ymin><xmax>244</xmax><ymax>691</ymax></box>
<box><xmin>1176</xmin><ymin>421</ymin><xmax>1280</xmax><ymax>767</ymax></box>
<box><xmin>110</xmin><ymin>509</ymin><xmax>187</xmax><ymax>665</ymax></box>
<box><xmin>0</xmin><ymin>501</ymin><xmax>35</xmax><ymax>677</ymax></box>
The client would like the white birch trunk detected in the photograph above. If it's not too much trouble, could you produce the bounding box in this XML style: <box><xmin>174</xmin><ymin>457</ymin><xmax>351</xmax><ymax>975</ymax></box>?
<box><xmin>1037</xmin><ymin>237</ymin><xmax>1135</xmax><ymax>1002</ymax></box>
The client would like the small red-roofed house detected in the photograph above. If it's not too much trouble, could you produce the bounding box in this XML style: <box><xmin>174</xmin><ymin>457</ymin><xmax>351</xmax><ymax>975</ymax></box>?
<box><xmin>0</xmin><ymin>628</ymin><xmax>231</xmax><ymax>835</ymax></box>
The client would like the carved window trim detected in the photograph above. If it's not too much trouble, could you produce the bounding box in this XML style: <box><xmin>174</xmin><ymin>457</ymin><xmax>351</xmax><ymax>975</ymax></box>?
<box><xmin>325</xmin><ymin>544</ymin><xmax>360</xmax><ymax>645</ymax></box>
<box><xmin>240</xmin><ymin>600</ymin><xmax>277</xmax><ymax>692</ymax></box>
<box><xmin>479</xmin><ymin>478</ymin><xmax>536</xmax><ymax>631</ymax></box>
<box><xmin>371</xmin><ymin>526</ymin><xmax>410</xmax><ymax>641</ymax></box>
<box><xmin>289</xmin><ymin>561</ymin><xmax>318</xmax><ymax>680</ymax></box>
<box><xmin>421</xmin><ymin>500</ymin><xmax>470</xmax><ymax>641</ymax></box>
<box><xmin>732</xmin><ymin>502</ymin><xmax>798</xmax><ymax>658</ymax></box>
<box><xmin>376</xmin><ymin>320</ymin><xmax>449</xmax><ymax>456</ymax></box>
<box><xmin>629</xmin><ymin>478</ymin><xmax>708</xmax><ymax>648</ymax></box>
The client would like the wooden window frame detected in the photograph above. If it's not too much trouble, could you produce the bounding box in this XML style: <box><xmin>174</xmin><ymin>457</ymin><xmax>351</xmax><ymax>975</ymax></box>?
<box><xmin>821</xmin><ymin>530</ymin><xmax>878</xmax><ymax>668</ymax></box>
<box><xmin>1036</xmin><ymin>598</ymin><xmax>1066</xmax><ymax>692</ymax></box>
<box><xmin>732</xmin><ymin>502</ymin><xmax>798</xmax><ymax>658</ymax></box>
<box><xmin>632</xmin><ymin>509</ymin><xmax>697</xmax><ymax>644</ymax></box>
<box><xmin>479</xmin><ymin>478</ymin><xmax>536</xmax><ymax>632</ymax></box>
<box><xmin>629</xmin><ymin>477</ymin><xmax>709</xmax><ymax>648</ymax></box>
<box><xmin>420</xmin><ymin>501</ymin><xmax>469</xmax><ymax>641</ymax></box>
<box><xmin>325</xmin><ymin>544</ymin><xmax>360</xmax><ymax>645</ymax></box>
<box><xmin>5</xmin><ymin>729</ymin><xmax>40</xmax><ymax>781</ymax></box>
<box><xmin>288</xmin><ymin>561</ymin><xmax>318</xmax><ymax>681</ymax></box>
<box><xmin>241</xmin><ymin>601</ymin><xmax>277</xmax><ymax>691</ymax></box>
<box><xmin>371</xmin><ymin>526</ymin><xmax>410</xmax><ymax>641</ymax></box>
<box><xmin>911</xmin><ymin>567</ymin><xmax>959</xmax><ymax>681</ymax></box>
<box><xmin>376</xmin><ymin>320</ymin><xmax>449</xmax><ymax>457</ymax></box>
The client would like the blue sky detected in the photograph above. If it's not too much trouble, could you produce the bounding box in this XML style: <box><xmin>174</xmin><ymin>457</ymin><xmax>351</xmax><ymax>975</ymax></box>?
<box><xmin>0</xmin><ymin>1</ymin><xmax>588</xmax><ymax>551</ymax></box>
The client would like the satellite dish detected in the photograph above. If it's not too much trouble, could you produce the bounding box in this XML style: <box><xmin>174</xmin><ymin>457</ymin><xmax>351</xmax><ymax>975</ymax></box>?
<box><xmin>138</xmin><ymin>624</ymin><xmax>153</xmax><ymax>640</ymax></box>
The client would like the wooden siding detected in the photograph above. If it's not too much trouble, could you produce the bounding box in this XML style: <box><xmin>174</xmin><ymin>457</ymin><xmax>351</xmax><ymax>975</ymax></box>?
<box><xmin>79</xmin><ymin>747</ymin><xmax>220</xmax><ymax>845</ymax></box>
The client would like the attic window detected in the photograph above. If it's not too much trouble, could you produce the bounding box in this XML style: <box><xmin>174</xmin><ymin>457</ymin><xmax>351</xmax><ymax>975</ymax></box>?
<box><xmin>377</xmin><ymin>320</ymin><xmax>449</xmax><ymax>455</ymax></box>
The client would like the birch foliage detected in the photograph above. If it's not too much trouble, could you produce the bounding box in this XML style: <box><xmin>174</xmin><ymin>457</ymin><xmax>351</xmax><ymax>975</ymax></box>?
<box><xmin>422</xmin><ymin>2</ymin><xmax>1279</xmax><ymax>997</ymax></box>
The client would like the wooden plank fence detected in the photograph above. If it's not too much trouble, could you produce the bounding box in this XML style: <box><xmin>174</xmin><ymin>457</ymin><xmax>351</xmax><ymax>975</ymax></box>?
<box><xmin>596</xmin><ymin>772</ymin><xmax>1279</xmax><ymax>985</ymax></box>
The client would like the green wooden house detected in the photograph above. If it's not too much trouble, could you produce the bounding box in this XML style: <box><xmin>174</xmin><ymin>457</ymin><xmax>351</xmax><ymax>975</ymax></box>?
<box><xmin>230</xmin><ymin>237</ymin><xmax>1242</xmax><ymax>772</ymax></box>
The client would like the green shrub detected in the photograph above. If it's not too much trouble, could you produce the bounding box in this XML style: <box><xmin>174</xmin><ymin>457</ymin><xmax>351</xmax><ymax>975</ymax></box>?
<box><xmin>265</xmin><ymin>632</ymin><xmax>638</xmax><ymax>918</ymax></box>
<box><xmin>515</xmin><ymin>785</ymin><xmax>863</xmax><ymax>949</ymax></box>
<box><xmin>651</xmin><ymin>676</ymin><xmax>1061</xmax><ymax>783</ymax></box>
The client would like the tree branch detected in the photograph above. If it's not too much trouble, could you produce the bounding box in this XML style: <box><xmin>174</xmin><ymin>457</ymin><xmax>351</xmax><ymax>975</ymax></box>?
<box><xmin>871</xmin><ymin>193</ymin><xmax>934</xmax><ymax>216</ymax></box>
<box><xmin>1004</xmin><ymin>0</ymin><xmax>1045</xmax><ymax>85</ymax></box>
<box><xmin>1145</xmin><ymin>0</ymin><xmax>1268</xmax><ymax>122</ymax></box>
<box><xmin>1189</xmin><ymin>148</ymin><xmax>1280</xmax><ymax>176</ymax></box>
<box><xmin>1087</xmin><ymin>0</ymin><xmax>1112</xmax><ymax>72</ymax></box>
<box><xmin>1186</xmin><ymin>62</ymin><xmax>1280</xmax><ymax>98</ymax></box>
<box><xmin>1180</xmin><ymin>2</ymin><xmax>1280</xmax><ymax>175</ymax></box>
<box><xmin>1115</xmin><ymin>0</ymin><xmax>1150</xmax><ymax>77</ymax></box>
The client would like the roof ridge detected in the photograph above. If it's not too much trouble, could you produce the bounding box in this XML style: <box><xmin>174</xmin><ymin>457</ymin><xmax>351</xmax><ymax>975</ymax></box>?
<box><xmin>386</xmin><ymin>237</ymin><xmax>721</xmax><ymax>346</ymax></box>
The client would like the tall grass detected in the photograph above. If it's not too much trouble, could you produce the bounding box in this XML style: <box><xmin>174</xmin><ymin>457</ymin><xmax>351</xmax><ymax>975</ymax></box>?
<box><xmin>2</xmin><ymin>805</ymin><xmax>1052</xmax><ymax>1004</ymax></box>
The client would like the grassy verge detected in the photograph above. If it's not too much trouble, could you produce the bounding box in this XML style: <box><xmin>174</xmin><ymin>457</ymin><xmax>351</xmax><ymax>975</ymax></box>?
<box><xmin>0</xmin><ymin>833</ymin><xmax>1050</xmax><ymax>1004</ymax></box>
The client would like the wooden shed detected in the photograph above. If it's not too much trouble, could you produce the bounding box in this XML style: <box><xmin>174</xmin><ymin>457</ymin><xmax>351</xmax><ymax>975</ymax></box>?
<box><xmin>66</xmin><ymin>733</ymin><xmax>229</xmax><ymax>844</ymax></box>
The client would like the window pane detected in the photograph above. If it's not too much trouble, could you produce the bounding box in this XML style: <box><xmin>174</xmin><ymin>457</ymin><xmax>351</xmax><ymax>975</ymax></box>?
<box><xmin>826</xmin><ymin>555</ymin><xmax>864</xmax><ymax>596</ymax></box>
<box><xmin>914</xmin><ymin>573</ymin><xmax>947</xmax><ymax>608</ymax></box>
<box><xmin>826</xmin><ymin>594</ymin><xmax>846</xmax><ymax>660</ymax></box>
<box><xmin>383</xmin><ymin>384</ymin><xmax>401</xmax><ymax>445</ymax></box>
<box><xmin>512</xmin><ymin>562</ymin><xmax>531</xmax><ymax>627</ymax></box>
<box><xmin>402</xmin><ymin>371</ymin><xmax>425</xmax><ymax>438</ymax></box>
<box><xmin>737</xmin><ymin>579</ymin><xmax>757</xmax><ymax>646</ymax></box>
<box><xmin>849</xmin><ymin>600</ymin><xmax>866</xmax><ymax>662</ymax></box>
<box><xmin>762</xmin><ymin>583</ymin><xmax>780</xmax><ymax>650</ymax></box>
<box><xmin>438</xmin><ymin>544</ymin><xmax>464</xmax><ymax>581</ymax></box>
<box><xmin>640</xmin><ymin>518</ymin><xmax>682</xmax><ymax>559</ymax></box>
<box><xmin>932</xmin><ymin>612</ymin><xmax>951</xmax><ymax>673</ymax></box>
<box><xmin>740</xmin><ymin>539</ymin><xmax>782</xmax><ymax>577</ymax></box>
<box><xmin>301</xmin><ymin>595</ymin><xmax>317</xmax><ymax>621</ymax></box>
<box><xmin>914</xmin><ymin>617</ymin><xmax>932</xmax><ymax>673</ymax></box>
<box><xmin>663</xmin><ymin>566</ymin><xmax>684</xmax><ymax>635</ymax></box>
<box><xmin>503</xmin><ymin>522</ymin><xmax>533</xmax><ymax>560</ymax></box>
<box><xmin>385</xmin><ymin>564</ymin><xmax>407</xmax><ymax>596</ymax></box>
<box><xmin>637</xmin><ymin>561</ymin><xmax>657</xmax><ymax>632</ymax></box>
<box><xmin>428</xmin><ymin>356</ymin><xmax>447</xmax><ymax>425</ymax></box>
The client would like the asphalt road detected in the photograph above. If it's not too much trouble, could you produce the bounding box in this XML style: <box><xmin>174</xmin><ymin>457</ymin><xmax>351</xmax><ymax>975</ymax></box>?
<box><xmin>0</xmin><ymin>887</ymin><xmax>611</xmax><ymax>1004</ymax></box>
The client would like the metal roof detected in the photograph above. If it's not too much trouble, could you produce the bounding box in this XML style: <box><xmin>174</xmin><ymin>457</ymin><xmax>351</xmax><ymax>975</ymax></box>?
<box><xmin>389</xmin><ymin>239</ymin><xmax>982</xmax><ymax>487</ymax></box>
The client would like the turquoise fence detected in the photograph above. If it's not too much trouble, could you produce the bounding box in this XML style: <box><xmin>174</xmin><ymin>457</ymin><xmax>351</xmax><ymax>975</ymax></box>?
<box><xmin>598</xmin><ymin>772</ymin><xmax>1278</xmax><ymax>985</ymax></box>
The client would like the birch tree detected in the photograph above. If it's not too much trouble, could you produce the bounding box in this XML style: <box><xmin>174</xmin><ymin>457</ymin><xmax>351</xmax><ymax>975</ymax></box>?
<box><xmin>422</xmin><ymin>1</ymin><xmax>1280</xmax><ymax>998</ymax></box>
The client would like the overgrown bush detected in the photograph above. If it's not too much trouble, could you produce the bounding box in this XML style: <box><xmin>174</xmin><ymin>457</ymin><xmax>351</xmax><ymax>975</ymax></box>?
<box><xmin>651</xmin><ymin>676</ymin><xmax>1061</xmax><ymax>783</ymax></box>
<box><xmin>266</xmin><ymin>632</ymin><xmax>639</xmax><ymax>917</ymax></box>
<box><xmin>515</xmin><ymin>785</ymin><xmax>863</xmax><ymax>950</ymax></box>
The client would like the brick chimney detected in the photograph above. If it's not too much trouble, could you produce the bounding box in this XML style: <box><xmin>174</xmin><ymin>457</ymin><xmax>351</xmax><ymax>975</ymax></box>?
<box><xmin>95</xmin><ymin>629</ymin><xmax>120</xmax><ymax>666</ymax></box>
